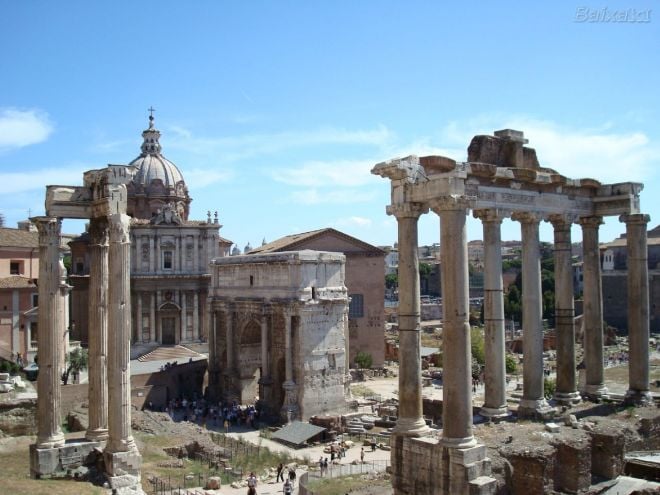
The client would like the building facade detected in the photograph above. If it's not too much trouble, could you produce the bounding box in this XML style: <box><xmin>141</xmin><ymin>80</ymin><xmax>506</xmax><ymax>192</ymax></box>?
<box><xmin>70</xmin><ymin>116</ymin><xmax>225</xmax><ymax>346</ymax></box>
<box><xmin>249</xmin><ymin>228</ymin><xmax>386</xmax><ymax>368</ymax></box>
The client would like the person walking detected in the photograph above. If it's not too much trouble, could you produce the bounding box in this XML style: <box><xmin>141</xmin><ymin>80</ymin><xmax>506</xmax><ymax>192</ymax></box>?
<box><xmin>247</xmin><ymin>472</ymin><xmax>257</xmax><ymax>495</ymax></box>
<box><xmin>288</xmin><ymin>467</ymin><xmax>297</xmax><ymax>485</ymax></box>
<box><xmin>276</xmin><ymin>462</ymin><xmax>284</xmax><ymax>482</ymax></box>
<box><xmin>283</xmin><ymin>479</ymin><xmax>293</xmax><ymax>494</ymax></box>
<box><xmin>360</xmin><ymin>447</ymin><xmax>365</xmax><ymax>463</ymax></box>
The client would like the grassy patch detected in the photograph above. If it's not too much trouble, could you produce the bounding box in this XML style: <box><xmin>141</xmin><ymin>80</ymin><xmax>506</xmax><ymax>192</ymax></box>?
<box><xmin>350</xmin><ymin>384</ymin><xmax>377</xmax><ymax>397</ymax></box>
<box><xmin>306</xmin><ymin>474</ymin><xmax>391</xmax><ymax>495</ymax></box>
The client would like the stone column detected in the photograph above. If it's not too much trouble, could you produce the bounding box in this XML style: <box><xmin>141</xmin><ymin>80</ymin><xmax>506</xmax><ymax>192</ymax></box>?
<box><xmin>390</xmin><ymin>203</ymin><xmax>429</xmax><ymax>437</ymax></box>
<box><xmin>181</xmin><ymin>290</ymin><xmax>187</xmax><ymax>342</ymax></box>
<box><xmin>32</xmin><ymin>216</ymin><xmax>65</xmax><ymax>449</ymax></box>
<box><xmin>136</xmin><ymin>292</ymin><xmax>143</xmax><ymax>342</ymax></box>
<box><xmin>623</xmin><ymin>214</ymin><xmax>651</xmax><ymax>404</ymax></box>
<box><xmin>551</xmin><ymin>215</ymin><xmax>580</xmax><ymax>404</ymax></box>
<box><xmin>193</xmin><ymin>235</ymin><xmax>199</xmax><ymax>272</ymax></box>
<box><xmin>155</xmin><ymin>234</ymin><xmax>161</xmax><ymax>273</ymax></box>
<box><xmin>513</xmin><ymin>212</ymin><xmax>550</xmax><ymax>417</ymax></box>
<box><xmin>259</xmin><ymin>305</ymin><xmax>273</xmax><ymax>404</ymax></box>
<box><xmin>579</xmin><ymin>216</ymin><xmax>607</xmax><ymax>399</ymax></box>
<box><xmin>86</xmin><ymin>218</ymin><xmax>109</xmax><ymax>442</ymax></box>
<box><xmin>150</xmin><ymin>235</ymin><xmax>156</xmax><ymax>273</ymax></box>
<box><xmin>193</xmin><ymin>291</ymin><xmax>199</xmax><ymax>341</ymax></box>
<box><xmin>343</xmin><ymin>308</ymin><xmax>351</xmax><ymax>398</ymax></box>
<box><xmin>105</xmin><ymin>212</ymin><xmax>137</xmax><ymax>457</ymax></box>
<box><xmin>281</xmin><ymin>307</ymin><xmax>299</xmax><ymax>421</ymax></box>
<box><xmin>150</xmin><ymin>293</ymin><xmax>156</xmax><ymax>343</ymax></box>
<box><xmin>474</xmin><ymin>209</ymin><xmax>509</xmax><ymax>418</ymax></box>
<box><xmin>434</xmin><ymin>201</ymin><xmax>475</xmax><ymax>447</ymax></box>
<box><xmin>224</xmin><ymin>305</ymin><xmax>236</xmax><ymax>399</ymax></box>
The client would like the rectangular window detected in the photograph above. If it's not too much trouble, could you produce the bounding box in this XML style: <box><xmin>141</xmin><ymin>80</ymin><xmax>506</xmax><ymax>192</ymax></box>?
<box><xmin>163</xmin><ymin>251</ymin><xmax>173</xmax><ymax>269</ymax></box>
<box><xmin>349</xmin><ymin>293</ymin><xmax>364</xmax><ymax>319</ymax></box>
<box><xmin>32</xmin><ymin>294</ymin><xmax>38</xmax><ymax>307</ymax></box>
<box><xmin>10</xmin><ymin>261</ymin><xmax>21</xmax><ymax>275</ymax></box>
<box><xmin>30</xmin><ymin>323</ymin><xmax>38</xmax><ymax>347</ymax></box>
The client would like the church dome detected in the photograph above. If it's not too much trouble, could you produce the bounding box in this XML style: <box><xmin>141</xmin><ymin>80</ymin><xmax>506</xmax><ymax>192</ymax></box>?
<box><xmin>127</xmin><ymin>111</ymin><xmax>191</xmax><ymax>221</ymax></box>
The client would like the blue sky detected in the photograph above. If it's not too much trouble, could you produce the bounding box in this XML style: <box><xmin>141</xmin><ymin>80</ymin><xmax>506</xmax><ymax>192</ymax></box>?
<box><xmin>1</xmin><ymin>1</ymin><xmax>658</xmax><ymax>249</ymax></box>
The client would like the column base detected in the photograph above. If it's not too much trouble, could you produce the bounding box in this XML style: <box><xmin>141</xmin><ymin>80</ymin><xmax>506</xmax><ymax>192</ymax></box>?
<box><xmin>36</xmin><ymin>432</ymin><xmax>66</xmax><ymax>450</ymax></box>
<box><xmin>479</xmin><ymin>405</ymin><xmax>510</xmax><ymax>419</ymax></box>
<box><xmin>624</xmin><ymin>389</ymin><xmax>652</xmax><ymax>406</ymax></box>
<box><xmin>104</xmin><ymin>448</ymin><xmax>142</xmax><ymax>478</ymax></box>
<box><xmin>392</xmin><ymin>416</ymin><xmax>430</xmax><ymax>437</ymax></box>
<box><xmin>581</xmin><ymin>384</ymin><xmax>608</xmax><ymax>401</ymax></box>
<box><xmin>442</xmin><ymin>435</ymin><xmax>477</xmax><ymax>449</ymax></box>
<box><xmin>85</xmin><ymin>428</ymin><xmax>109</xmax><ymax>443</ymax></box>
<box><xmin>553</xmin><ymin>391</ymin><xmax>581</xmax><ymax>406</ymax></box>
<box><xmin>518</xmin><ymin>398</ymin><xmax>555</xmax><ymax>420</ymax></box>
<box><xmin>30</xmin><ymin>440</ymin><xmax>102</xmax><ymax>479</ymax></box>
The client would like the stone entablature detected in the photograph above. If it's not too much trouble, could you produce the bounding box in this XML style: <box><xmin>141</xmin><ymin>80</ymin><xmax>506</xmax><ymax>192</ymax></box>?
<box><xmin>208</xmin><ymin>250</ymin><xmax>349</xmax><ymax>421</ymax></box>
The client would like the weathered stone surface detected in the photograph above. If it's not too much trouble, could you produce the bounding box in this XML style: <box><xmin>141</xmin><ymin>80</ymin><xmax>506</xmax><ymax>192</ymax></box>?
<box><xmin>419</xmin><ymin>155</ymin><xmax>456</xmax><ymax>174</ymax></box>
<box><xmin>501</xmin><ymin>444</ymin><xmax>555</xmax><ymax>494</ymax></box>
<box><xmin>0</xmin><ymin>398</ymin><xmax>37</xmax><ymax>436</ymax></box>
<box><xmin>589</xmin><ymin>424</ymin><xmax>626</xmax><ymax>479</ymax></box>
<box><xmin>551</xmin><ymin>431</ymin><xmax>591</xmax><ymax>494</ymax></box>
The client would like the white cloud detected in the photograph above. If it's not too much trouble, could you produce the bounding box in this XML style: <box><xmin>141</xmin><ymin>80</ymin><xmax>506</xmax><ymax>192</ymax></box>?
<box><xmin>165</xmin><ymin>124</ymin><xmax>394</xmax><ymax>161</ymax></box>
<box><xmin>439</xmin><ymin>116</ymin><xmax>659</xmax><ymax>183</ymax></box>
<box><xmin>0</xmin><ymin>165</ymin><xmax>84</xmax><ymax>194</ymax></box>
<box><xmin>0</xmin><ymin>108</ymin><xmax>53</xmax><ymax>151</ymax></box>
<box><xmin>289</xmin><ymin>189</ymin><xmax>377</xmax><ymax>205</ymax></box>
<box><xmin>184</xmin><ymin>167</ymin><xmax>234</xmax><ymax>190</ymax></box>
<box><xmin>335</xmin><ymin>216</ymin><xmax>373</xmax><ymax>228</ymax></box>
<box><xmin>271</xmin><ymin>159</ymin><xmax>378</xmax><ymax>187</ymax></box>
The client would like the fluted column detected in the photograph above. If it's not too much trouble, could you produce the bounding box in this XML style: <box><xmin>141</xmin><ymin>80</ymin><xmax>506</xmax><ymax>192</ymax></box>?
<box><xmin>513</xmin><ymin>212</ymin><xmax>549</xmax><ymax>417</ymax></box>
<box><xmin>150</xmin><ymin>293</ymin><xmax>156</xmax><ymax>343</ymax></box>
<box><xmin>551</xmin><ymin>215</ymin><xmax>580</xmax><ymax>404</ymax></box>
<box><xmin>281</xmin><ymin>306</ymin><xmax>299</xmax><ymax>421</ymax></box>
<box><xmin>474</xmin><ymin>209</ymin><xmax>509</xmax><ymax>418</ymax></box>
<box><xmin>579</xmin><ymin>216</ymin><xmax>607</xmax><ymax>399</ymax></box>
<box><xmin>390</xmin><ymin>203</ymin><xmax>429</xmax><ymax>437</ymax></box>
<box><xmin>86</xmin><ymin>218</ymin><xmax>109</xmax><ymax>441</ymax></box>
<box><xmin>623</xmin><ymin>213</ymin><xmax>651</xmax><ymax>404</ymax></box>
<box><xmin>434</xmin><ymin>200</ymin><xmax>474</xmax><ymax>447</ymax></box>
<box><xmin>181</xmin><ymin>291</ymin><xmax>187</xmax><ymax>342</ymax></box>
<box><xmin>105</xmin><ymin>212</ymin><xmax>137</xmax><ymax>454</ymax></box>
<box><xmin>193</xmin><ymin>291</ymin><xmax>199</xmax><ymax>341</ymax></box>
<box><xmin>260</xmin><ymin>307</ymin><xmax>270</xmax><ymax>379</ymax></box>
<box><xmin>32</xmin><ymin>216</ymin><xmax>65</xmax><ymax>449</ymax></box>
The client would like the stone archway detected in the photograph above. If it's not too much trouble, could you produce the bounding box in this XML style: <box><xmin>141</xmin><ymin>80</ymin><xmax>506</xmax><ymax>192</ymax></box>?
<box><xmin>238</xmin><ymin>319</ymin><xmax>261</xmax><ymax>404</ymax></box>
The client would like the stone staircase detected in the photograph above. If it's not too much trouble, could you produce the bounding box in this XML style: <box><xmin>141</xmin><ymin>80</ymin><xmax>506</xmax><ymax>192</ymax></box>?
<box><xmin>137</xmin><ymin>345</ymin><xmax>205</xmax><ymax>362</ymax></box>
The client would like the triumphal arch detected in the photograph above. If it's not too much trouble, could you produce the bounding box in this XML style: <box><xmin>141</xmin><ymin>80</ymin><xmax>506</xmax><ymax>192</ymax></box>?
<box><xmin>30</xmin><ymin>166</ymin><xmax>143</xmax><ymax>494</ymax></box>
<box><xmin>372</xmin><ymin>129</ymin><xmax>651</xmax><ymax>494</ymax></box>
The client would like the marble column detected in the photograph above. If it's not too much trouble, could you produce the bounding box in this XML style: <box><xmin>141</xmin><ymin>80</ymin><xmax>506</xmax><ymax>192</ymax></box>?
<box><xmin>435</xmin><ymin>201</ymin><xmax>475</xmax><ymax>447</ymax></box>
<box><xmin>225</xmin><ymin>306</ymin><xmax>236</xmax><ymax>398</ymax></box>
<box><xmin>390</xmin><ymin>203</ymin><xmax>429</xmax><ymax>437</ymax></box>
<box><xmin>150</xmin><ymin>293</ymin><xmax>156</xmax><ymax>343</ymax></box>
<box><xmin>623</xmin><ymin>213</ymin><xmax>651</xmax><ymax>404</ymax></box>
<box><xmin>33</xmin><ymin>216</ymin><xmax>65</xmax><ymax>449</ymax></box>
<box><xmin>150</xmin><ymin>236</ymin><xmax>156</xmax><ymax>273</ymax></box>
<box><xmin>259</xmin><ymin>306</ymin><xmax>272</xmax><ymax>404</ymax></box>
<box><xmin>193</xmin><ymin>291</ymin><xmax>199</xmax><ymax>341</ymax></box>
<box><xmin>551</xmin><ymin>215</ymin><xmax>580</xmax><ymax>404</ymax></box>
<box><xmin>474</xmin><ymin>209</ymin><xmax>509</xmax><ymax>418</ymax></box>
<box><xmin>343</xmin><ymin>308</ymin><xmax>351</xmax><ymax>398</ymax></box>
<box><xmin>181</xmin><ymin>290</ymin><xmax>187</xmax><ymax>342</ymax></box>
<box><xmin>579</xmin><ymin>216</ymin><xmax>607</xmax><ymax>399</ymax></box>
<box><xmin>281</xmin><ymin>307</ymin><xmax>299</xmax><ymax>420</ymax></box>
<box><xmin>105</xmin><ymin>212</ymin><xmax>137</xmax><ymax>455</ymax></box>
<box><xmin>86</xmin><ymin>218</ymin><xmax>109</xmax><ymax>442</ymax></box>
<box><xmin>136</xmin><ymin>292</ymin><xmax>143</xmax><ymax>342</ymax></box>
<box><xmin>513</xmin><ymin>212</ymin><xmax>550</xmax><ymax>417</ymax></box>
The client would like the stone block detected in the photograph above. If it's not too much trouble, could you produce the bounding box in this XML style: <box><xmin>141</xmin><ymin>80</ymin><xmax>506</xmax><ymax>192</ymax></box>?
<box><xmin>589</xmin><ymin>428</ymin><xmax>625</xmax><ymax>479</ymax></box>
<box><xmin>30</xmin><ymin>440</ymin><xmax>102</xmax><ymax>479</ymax></box>
<box><xmin>552</xmin><ymin>431</ymin><xmax>591</xmax><ymax>494</ymax></box>
<box><xmin>501</xmin><ymin>445</ymin><xmax>555</xmax><ymax>494</ymax></box>
<box><xmin>545</xmin><ymin>422</ymin><xmax>560</xmax><ymax>433</ymax></box>
<box><xmin>449</xmin><ymin>444</ymin><xmax>487</xmax><ymax>465</ymax></box>
<box><xmin>469</xmin><ymin>476</ymin><xmax>498</xmax><ymax>495</ymax></box>
<box><xmin>206</xmin><ymin>476</ymin><xmax>221</xmax><ymax>489</ymax></box>
<box><xmin>104</xmin><ymin>449</ymin><xmax>143</xmax><ymax>477</ymax></box>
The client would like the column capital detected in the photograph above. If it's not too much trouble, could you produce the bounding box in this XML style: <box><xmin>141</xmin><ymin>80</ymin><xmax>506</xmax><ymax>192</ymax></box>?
<box><xmin>473</xmin><ymin>208</ymin><xmax>507</xmax><ymax>224</ymax></box>
<box><xmin>548</xmin><ymin>213</ymin><xmax>577</xmax><ymax>228</ymax></box>
<box><xmin>578</xmin><ymin>215</ymin><xmax>604</xmax><ymax>228</ymax></box>
<box><xmin>108</xmin><ymin>213</ymin><xmax>131</xmax><ymax>243</ymax></box>
<box><xmin>387</xmin><ymin>202</ymin><xmax>428</xmax><ymax>219</ymax></box>
<box><xmin>89</xmin><ymin>217</ymin><xmax>109</xmax><ymax>246</ymax></box>
<box><xmin>620</xmin><ymin>213</ymin><xmax>651</xmax><ymax>225</ymax></box>
<box><xmin>429</xmin><ymin>195</ymin><xmax>470</xmax><ymax>213</ymax></box>
<box><xmin>511</xmin><ymin>211</ymin><xmax>541</xmax><ymax>224</ymax></box>
<box><xmin>31</xmin><ymin>216</ymin><xmax>61</xmax><ymax>244</ymax></box>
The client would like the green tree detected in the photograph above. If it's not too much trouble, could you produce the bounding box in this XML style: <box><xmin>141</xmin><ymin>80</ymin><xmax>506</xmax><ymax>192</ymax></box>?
<box><xmin>471</xmin><ymin>327</ymin><xmax>485</xmax><ymax>365</ymax></box>
<box><xmin>354</xmin><ymin>351</ymin><xmax>373</xmax><ymax>370</ymax></box>
<box><xmin>544</xmin><ymin>378</ymin><xmax>556</xmax><ymax>399</ymax></box>
<box><xmin>385</xmin><ymin>273</ymin><xmax>398</xmax><ymax>289</ymax></box>
<box><xmin>61</xmin><ymin>347</ymin><xmax>88</xmax><ymax>385</ymax></box>
<box><xmin>505</xmin><ymin>354</ymin><xmax>518</xmax><ymax>374</ymax></box>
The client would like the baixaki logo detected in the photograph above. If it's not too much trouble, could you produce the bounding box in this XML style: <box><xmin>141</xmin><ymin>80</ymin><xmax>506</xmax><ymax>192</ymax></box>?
<box><xmin>574</xmin><ymin>7</ymin><xmax>652</xmax><ymax>23</ymax></box>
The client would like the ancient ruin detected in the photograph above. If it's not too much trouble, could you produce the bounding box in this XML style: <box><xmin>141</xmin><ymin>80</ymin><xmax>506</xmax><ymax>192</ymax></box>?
<box><xmin>372</xmin><ymin>129</ymin><xmax>652</xmax><ymax>494</ymax></box>
<box><xmin>207</xmin><ymin>250</ymin><xmax>351</xmax><ymax>421</ymax></box>
<box><xmin>30</xmin><ymin>171</ymin><xmax>143</xmax><ymax>493</ymax></box>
